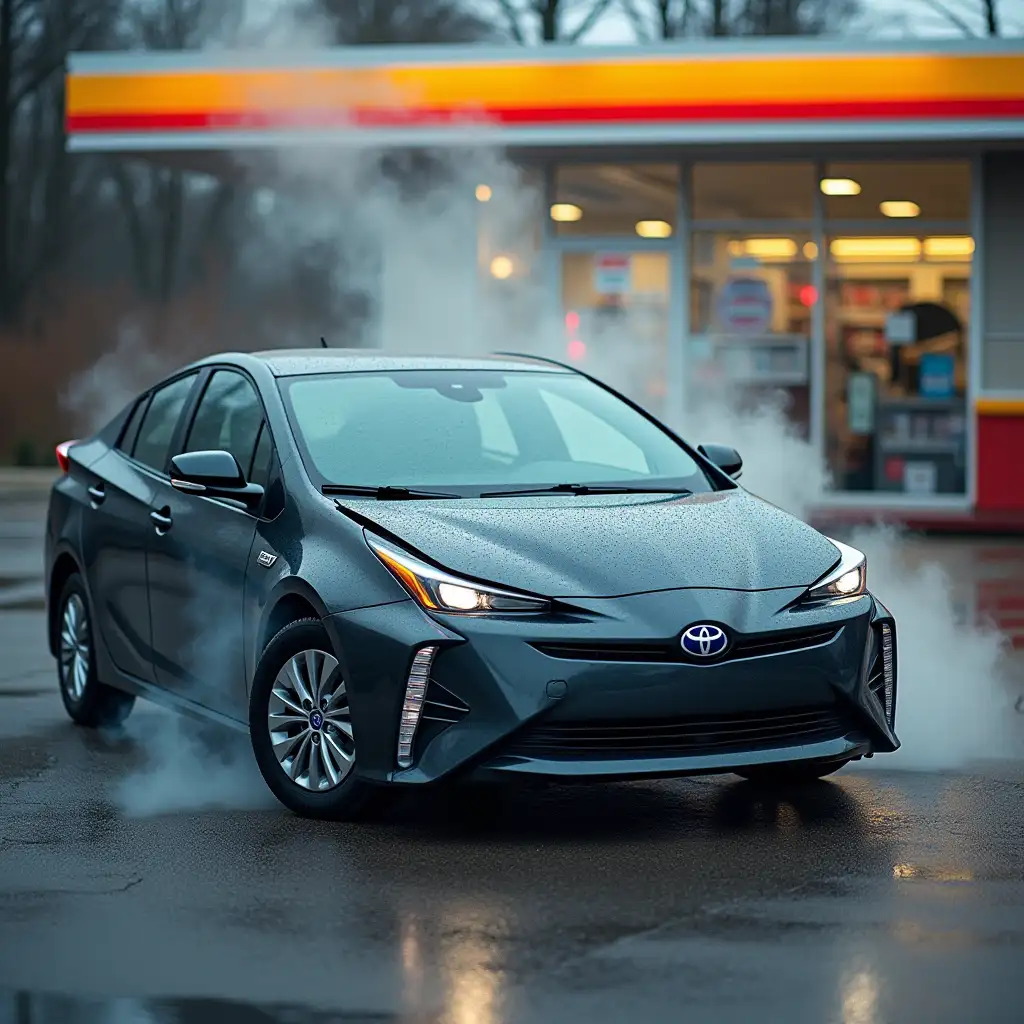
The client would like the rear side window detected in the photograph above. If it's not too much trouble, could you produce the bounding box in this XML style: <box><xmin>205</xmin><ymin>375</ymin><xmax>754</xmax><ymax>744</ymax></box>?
<box><xmin>132</xmin><ymin>374</ymin><xmax>198</xmax><ymax>472</ymax></box>
<box><xmin>184</xmin><ymin>370</ymin><xmax>266</xmax><ymax>479</ymax></box>
<box><xmin>118</xmin><ymin>398</ymin><xmax>148</xmax><ymax>456</ymax></box>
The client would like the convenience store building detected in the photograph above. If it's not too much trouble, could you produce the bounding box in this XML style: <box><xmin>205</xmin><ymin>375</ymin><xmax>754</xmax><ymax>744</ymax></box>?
<box><xmin>65</xmin><ymin>38</ymin><xmax>1024</xmax><ymax>528</ymax></box>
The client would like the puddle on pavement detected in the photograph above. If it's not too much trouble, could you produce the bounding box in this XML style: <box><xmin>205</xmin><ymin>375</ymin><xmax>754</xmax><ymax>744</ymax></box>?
<box><xmin>0</xmin><ymin>992</ymin><xmax>429</xmax><ymax>1024</ymax></box>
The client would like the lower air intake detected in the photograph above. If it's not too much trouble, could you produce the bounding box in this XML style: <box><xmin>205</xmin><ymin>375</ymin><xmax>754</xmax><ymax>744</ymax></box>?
<box><xmin>503</xmin><ymin>706</ymin><xmax>849</xmax><ymax>761</ymax></box>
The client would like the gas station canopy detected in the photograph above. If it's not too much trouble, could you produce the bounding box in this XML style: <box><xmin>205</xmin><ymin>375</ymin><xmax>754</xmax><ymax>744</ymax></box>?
<box><xmin>66</xmin><ymin>39</ymin><xmax>1024</xmax><ymax>153</ymax></box>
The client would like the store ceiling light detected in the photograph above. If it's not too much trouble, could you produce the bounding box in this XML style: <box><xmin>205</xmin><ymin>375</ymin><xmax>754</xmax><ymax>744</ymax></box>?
<box><xmin>830</xmin><ymin>237</ymin><xmax>922</xmax><ymax>262</ymax></box>
<box><xmin>820</xmin><ymin>178</ymin><xmax>861</xmax><ymax>196</ymax></box>
<box><xmin>475</xmin><ymin>184</ymin><xmax>492</xmax><ymax>202</ymax></box>
<box><xmin>923</xmin><ymin>236</ymin><xmax>975</xmax><ymax>259</ymax></box>
<box><xmin>880</xmin><ymin>200</ymin><xmax>921</xmax><ymax>218</ymax></box>
<box><xmin>550</xmin><ymin>203</ymin><xmax>583</xmax><ymax>223</ymax></box>
<box><xmin>489</xmin><ymin>255</ymin><xmax>515</xmax><ymax>279</ymax></box>
<box><xmin>727</xmin><ymin>238</ymin><xmax>798</xmax><ymax>260</ymax></box>
<box><xmin>636</xmin><ymin>220</ymin><xmax>672</xmax><ymax>238</ymax></box>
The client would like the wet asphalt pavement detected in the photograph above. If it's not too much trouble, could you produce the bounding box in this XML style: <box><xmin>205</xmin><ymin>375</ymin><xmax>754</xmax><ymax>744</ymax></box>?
<box><xmin>2</xmin><ymin>484</ymin><xmax>1024</xmax><ymax>1024</ymax></box>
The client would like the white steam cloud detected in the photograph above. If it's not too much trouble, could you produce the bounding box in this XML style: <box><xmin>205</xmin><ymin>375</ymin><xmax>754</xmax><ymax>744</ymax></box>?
<box><xmin>70</xmin><ymin>20</ymin><xmax>1021</xmax><ymax>811</ymax></box>
<box><xmin>115</xmin><ymin>711</ymin><xmax>275</xmax><ymax>817</ymax></box>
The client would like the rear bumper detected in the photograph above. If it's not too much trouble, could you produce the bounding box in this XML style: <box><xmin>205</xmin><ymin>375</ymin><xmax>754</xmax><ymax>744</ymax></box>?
<box><xmin>325</xmin><ymin>588</ymin><xmax>898</xmax><ymax>785</ymax></box>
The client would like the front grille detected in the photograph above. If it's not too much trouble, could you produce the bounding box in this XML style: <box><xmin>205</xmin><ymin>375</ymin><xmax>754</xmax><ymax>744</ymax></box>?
<box><xmin>503</xmin><ymin>706</ymin><xmax>849</xmax><ymax>761</ymax></box>
<box><xmin>531</xmin><ymin>625</ymin><xmax>840</xmax><ymax>665</ymax></box>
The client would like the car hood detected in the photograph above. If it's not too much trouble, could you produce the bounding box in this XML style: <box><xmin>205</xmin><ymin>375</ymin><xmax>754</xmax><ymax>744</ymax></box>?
<box><xmin>340</xmin><ymin>489</ymin><xmax>841</xmax><ymax>598</ymax></box>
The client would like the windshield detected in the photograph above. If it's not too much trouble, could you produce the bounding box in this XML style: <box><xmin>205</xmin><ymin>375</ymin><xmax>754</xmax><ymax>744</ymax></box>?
<box><xmin>279</xmin><ymin>369</ymin><xmax>718</xmax><ymax>495</ymax></box>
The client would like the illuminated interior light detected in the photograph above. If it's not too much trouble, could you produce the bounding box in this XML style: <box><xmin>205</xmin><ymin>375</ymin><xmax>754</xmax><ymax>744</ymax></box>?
<box><xmin>923</xmin><ymin>236</ymin><xmax>975</xmax><ymax>259</ymax></box>
<box><xmin>396</xmin><ymin>646</ymin><xmax>438</xmax><ymax>769</ymax></box>
<box><xmin>475</xmin><ymin>184</ymin><xmax>492</xmax><ymax>202</ymax></box>
<box><xmin>880</xmin><ymin>200</ymin><xmax>921</xmax><ymax>218</ymax></box>
<box><xmin>565</xmin><ymin>310</ymin><xmax>580</xmax><ymax>332</ymax></box>
<box><xmin>635</xmin><ymin>220</ymin><xmax>672</xmax><ymax>239</ymax></box>
<box><xmin>830</xmin><ymin>237</ymin><xmax>922</xmax><ymax>262</ymax></box>
<box><xmin>803</xmin><ymin>241</ymin><xmax>819</xmax><ymax>259</ymax></box>
<box><xmin>728</xmin><ymin>238</ymin><xmax>798</xmax><ymax>260</ymax></box>
<box><xmin>550</xmin><ymin>203</ymin><xmax>583</xmax><ymax>223</ymax></box>
<box><xmin>489</xmin><ymin>255</ymin><xmax>514</xmax><ymax>280</ymax></box>
<box><xmin>820</xmin><ymin>178</ymin><xmax>862</xmax><ymax>196</ymax></box>
<box><xmin>799</xmin><ymin>284</ymin><xmax>819</xmax><ymax>307</ymax></box>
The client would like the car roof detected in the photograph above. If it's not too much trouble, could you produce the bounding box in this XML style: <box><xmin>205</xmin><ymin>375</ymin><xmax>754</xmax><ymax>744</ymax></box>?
<box><xmin>246</xmin><ymin>349</ymin><xmax>574</xmax><ymax>378</ymax></box>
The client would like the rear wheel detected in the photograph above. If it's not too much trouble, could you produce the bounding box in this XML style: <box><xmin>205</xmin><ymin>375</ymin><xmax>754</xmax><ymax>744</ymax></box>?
<box><xmin>56</xmin><ymin>574</ymin><xmax>135</xmax><ymax>728</ymax></box>
<box><xmin>735</xmin><ymin>758</ymin><xmax>850</xmax><ymax>784</ymax></box>
<box><xmin>249</xmin><ymin>619</ymin><xmax>382</xmax><ymax>820</ymax></box>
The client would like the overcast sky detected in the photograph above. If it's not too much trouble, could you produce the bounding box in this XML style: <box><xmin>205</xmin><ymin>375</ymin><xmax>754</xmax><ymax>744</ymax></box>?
<box><xmin>525</xmin><ymin>0</ymin><xmax>1024</xmax><ymax>43</ymax></box>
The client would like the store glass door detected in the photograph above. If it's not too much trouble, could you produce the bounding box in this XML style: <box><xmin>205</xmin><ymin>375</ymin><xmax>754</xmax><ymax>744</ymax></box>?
<box><xmin>559</xmin><ymin>250</ymin><xmax>675</xmax><ymax>420</ymax></box>
<box><xmin>824</xmin><ymin>235</ymin><xmax>972</xmax><ymax>495</ymax></box>
<box><xmin>688</xmin><ymin>231</ymin><xmax>817</xmax><ymax>438</ymax></box>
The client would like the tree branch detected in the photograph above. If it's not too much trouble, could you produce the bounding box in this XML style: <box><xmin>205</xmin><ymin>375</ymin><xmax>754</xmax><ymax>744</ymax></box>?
<box><xmin>569</xmin><ymin>0</ymin><xmax>615</xmax><ymax>40</ymax></box>
<box><xmin>493</xmin><ymin>0</ymin><xmax>526</xmax><ymax>40</ymax></box>
<box><xmin>619</xmin><ymin>0</ymin><xmax>652</xmax><ymax>38</ymax></box>
<box><xmin>915</xmin><ymin>0</ymin><xmax>977</xmax><ymax>36</ymax></box>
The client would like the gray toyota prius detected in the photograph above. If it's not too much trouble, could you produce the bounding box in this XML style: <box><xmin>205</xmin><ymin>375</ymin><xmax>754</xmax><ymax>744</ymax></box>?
<box><xmin>46</xmin><ymin>350</ymin><xmax>899</xmax><ymax>819</ymax></box>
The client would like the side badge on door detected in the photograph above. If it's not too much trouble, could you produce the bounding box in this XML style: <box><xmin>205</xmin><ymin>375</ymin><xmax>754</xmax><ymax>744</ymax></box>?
<box><xmin>257</xmin><ymin>550</ymin><xmax>278</xmax><ymax>568</ymax></box>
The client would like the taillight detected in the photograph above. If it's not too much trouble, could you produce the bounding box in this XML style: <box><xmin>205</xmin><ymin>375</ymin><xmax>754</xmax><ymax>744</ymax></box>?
<box><xmin>55</xmin><ymin>440</ymin><xmax>78</xmax><ymax>473</ymax></box>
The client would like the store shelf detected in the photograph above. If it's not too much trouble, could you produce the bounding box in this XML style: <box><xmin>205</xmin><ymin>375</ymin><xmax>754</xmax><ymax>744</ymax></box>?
<box><xmin>878</xmin><ymin>439</ymin><xmax>963</xmax><ymax>453</ymax></box>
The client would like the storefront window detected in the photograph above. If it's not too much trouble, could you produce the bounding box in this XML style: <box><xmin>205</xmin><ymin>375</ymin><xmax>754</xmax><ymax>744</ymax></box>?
<box><xmin>689</xmin><ymin>231</ymin><xmax>816</xmax><ymax>437</ymax></box>
<box><xmin>553</xmin><ymin>164</ymin><xmax>679</xmax><ymax>237</ymax></box>
<box><xmin>821</xmin><ymin>161</ymin><xmax>971</xmax><ymax>221</ymax></box>
<box><xmin>560</xmin><ymin>250</ymin><xmax>671</xmax><ymax>415</ymax></box>
<box><xmin>693</xmin><ymin>163</ymin><xmax>816</xmax><ymax>220</ymax></box>
<box><xmin>824</xmin><ymin>235</ymin><xmax>972</xmax><ymax>495</ymax></box>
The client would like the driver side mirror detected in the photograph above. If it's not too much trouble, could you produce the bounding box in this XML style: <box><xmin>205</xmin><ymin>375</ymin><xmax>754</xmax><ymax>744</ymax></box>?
<box><xmin>170</xmin><ymin>450</ymin><xmax>265</xmax><ymax>509</ymax></box>
<box><xmin>698</xmin><ymin>443</ymin><xmax>743</xmax><ymax>480</ymax></box>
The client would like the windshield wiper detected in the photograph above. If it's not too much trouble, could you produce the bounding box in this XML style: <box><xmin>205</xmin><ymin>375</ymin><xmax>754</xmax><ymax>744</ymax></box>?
<box><xmin>322</xmin><ymin>484</ymin><xmax>462</xmax><ymax>500</ymax></box>
<box><xmin>479</xmin><ymin>483</ymin><xmax>693</xmax><ymax>498</ymax></box>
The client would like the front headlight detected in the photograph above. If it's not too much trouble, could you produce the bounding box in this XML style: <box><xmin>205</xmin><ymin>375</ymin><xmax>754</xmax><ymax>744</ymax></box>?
<box><xmin>365</xmin><ymin>532</ymin><xmax>550</xmax><ymax>614</ymax></box>
<box><xmin>804</xmin><ymin>539</ymin><xmax>867</xmax><ymax>601</ymax></box>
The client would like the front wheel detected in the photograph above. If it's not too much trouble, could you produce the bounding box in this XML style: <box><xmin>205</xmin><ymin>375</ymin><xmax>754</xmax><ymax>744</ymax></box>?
<box><xmin>249</xmin><ymin>619</ymin><xmax>381</xmax><ymax>820</ymax></box>
<box><xmin>56</xmin><ymin>574</ymin><xmax>135</xmax><ymax>728</ymax></box>
<box><xmin>735</xmin><ymin>758</ymin><xmax>850</xmax><ymax>785</ymax></box>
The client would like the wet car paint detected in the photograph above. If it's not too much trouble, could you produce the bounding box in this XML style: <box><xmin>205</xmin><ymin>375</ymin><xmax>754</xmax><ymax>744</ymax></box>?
<box><xmin>44</xmin><ymin>350</ymin><xmax>898</xmax><ymax>794</ymax></box>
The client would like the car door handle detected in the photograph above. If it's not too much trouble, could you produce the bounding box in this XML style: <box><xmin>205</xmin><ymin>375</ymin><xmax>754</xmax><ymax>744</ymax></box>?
<box><xmin>150</xmin><ymin>508</ymin><xmax>173</xmax><ymax>533</ymax></box>
<box><xmin>87</xmin><ymin>484</ymin><xmax>106</xmax><ymax>505</ymax></box>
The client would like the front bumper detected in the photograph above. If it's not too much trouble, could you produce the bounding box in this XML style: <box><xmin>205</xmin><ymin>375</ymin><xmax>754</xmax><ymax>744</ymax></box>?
<box><xmin>325</xmin><ymin>586</ymin><xmax>898</xmax><ymax>785</ymax></box>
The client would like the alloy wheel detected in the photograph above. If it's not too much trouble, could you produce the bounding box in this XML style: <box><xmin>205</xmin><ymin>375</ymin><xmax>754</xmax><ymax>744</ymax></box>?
<box><xmin>268</xmin><ymin>649</ymin><xmax>355</xmax><ymax>792</ymax></box>
<box><xmin>59</xmin><ymin>593</ymin><xmax>90</xmax><ymax>702</ymax></box>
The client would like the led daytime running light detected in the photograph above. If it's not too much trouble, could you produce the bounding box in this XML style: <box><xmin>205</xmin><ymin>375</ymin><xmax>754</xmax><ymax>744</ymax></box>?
<box><xmin>397</xmin><ymin>645</ymin><xmax>437</xmax><ymax>769</ymax></box>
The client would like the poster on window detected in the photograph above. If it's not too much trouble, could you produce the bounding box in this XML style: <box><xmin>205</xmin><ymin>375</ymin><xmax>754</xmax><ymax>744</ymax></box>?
<box><xmin>718</xmin><ymin>277</ymin><xmax>773</xmax><ymax>334</ymax></box>
<box><xmin>593</xmin><ymin>253</ymin><xmax>632</xmax><ymax>295</ymax></box>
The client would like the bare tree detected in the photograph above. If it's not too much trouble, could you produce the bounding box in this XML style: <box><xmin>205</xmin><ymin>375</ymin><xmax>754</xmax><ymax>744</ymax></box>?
<box><xmin>0</xmin><ymin>0</ymin><xmax>122</xmax><ymax>324</ymax></box>
<box><xmin>309</xmin><ymin>0</ymin><xmax>496</xmax><ymax>43</ymax></box>
<box><xmin>108</xmin><ymin>0</ymin><xmax>244</xmax><ymax>303</ymax></box>
<box><xmin>491</xmin><ymin>0</ymin><xmax>617</xmax><ymax>42</ymax></box>
<box><xmin>622</xmin><ymin>0</ymin><xmax>859</xmax><ymax>38</ymax></box>
<box><xmin>905</xmin><ymin>0</ymin><xmax>1002</xmax><ymax>35</ymax></box>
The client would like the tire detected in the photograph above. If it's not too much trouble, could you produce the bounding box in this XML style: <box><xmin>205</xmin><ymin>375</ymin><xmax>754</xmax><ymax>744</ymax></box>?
<box><xmin>249</xmin><ymin>618</ymin><xmax>381</xmax><ymax>820</ymax></box>
<box><xmin>55</xmin><ymin>573</ymin><xmax>135</xmax><ymax>728</ymax></box>
<box><xmin>735</xmin><ymin>758</ymin><xmax>850</xmax><ymax>785</ymax></box>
